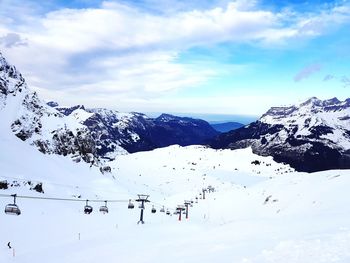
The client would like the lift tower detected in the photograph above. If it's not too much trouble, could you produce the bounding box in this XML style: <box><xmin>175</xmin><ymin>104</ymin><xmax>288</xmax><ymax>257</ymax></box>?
<box><xmin>135</xmin><ymin>194</ymin><xmax>150</xmax><ymax>224</ymax></box>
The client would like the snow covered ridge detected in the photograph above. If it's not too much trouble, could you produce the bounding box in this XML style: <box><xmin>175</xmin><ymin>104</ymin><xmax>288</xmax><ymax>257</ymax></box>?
<box><xmin>50</xmin><ymin>103</ymin><xmax>219</xmax><ymax>155</ymax></box>
<box><xmin>0</xmin><ymin>52</ymin><xmax>26</xmax><ymax>110</ymax></box>
<box><xmin>0</xmin><ymin>52</ymin><xmax>103</xmax><ymax>166</ymax></box>
<box><xmin>211</xmin><ymin>97</ymin><xmax>350</xmax><ymax>172</ymax></box>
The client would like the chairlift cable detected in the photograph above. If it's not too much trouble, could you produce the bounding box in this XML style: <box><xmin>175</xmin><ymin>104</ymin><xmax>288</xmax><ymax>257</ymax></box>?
<box><xmin>0</xmin><ymin>175</ymin><xmax>129</xmax><ymax>195</ymax></box>
<box><xmin>0</xmin><ymin>193</ymin><xmax>128</xmax><ymax>203</ymax></box>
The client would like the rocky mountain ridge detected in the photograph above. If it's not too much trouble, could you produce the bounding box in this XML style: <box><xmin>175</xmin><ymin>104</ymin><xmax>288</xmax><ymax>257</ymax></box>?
<box><xmin>211</xmin><ymin>97</ymin><xmax>350</xmax><ymax>172</ymax></box>
<box><xmin>49</xmin><ymin>104</ymin><xmax>219</xmax><ymax>157</ymax></box>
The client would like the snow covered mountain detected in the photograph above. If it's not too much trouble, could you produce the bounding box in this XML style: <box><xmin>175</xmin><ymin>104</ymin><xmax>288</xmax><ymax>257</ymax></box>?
<box><xmin>211</xmin><ymin>97</ymin><xmax>350</xmax><ymax>172</ymax></box>
<box><xmin>0</xmin><ymin>51</ymin><xmax>217</xmax><ymax>166</ymax></box>
<box><xmin>0</xmin><ymin>52</ymin><xmax>102</xmax><ymax>166</ymax></box>
<box><xmin>51</xmin><ymin>104</ymin><xmax>219</xmax><ymax>156</ymax></box>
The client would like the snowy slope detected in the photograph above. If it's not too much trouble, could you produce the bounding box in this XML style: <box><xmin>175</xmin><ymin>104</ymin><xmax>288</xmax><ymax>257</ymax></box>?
<box><xmin>211</xmin><ymin>97</ymin><xmax>350</xmax><ymax>172</ymax></box>
<box><xmin>2</xmin><ymin>141</ymin><xmax>350</xmax><ymax>263</ymax></box>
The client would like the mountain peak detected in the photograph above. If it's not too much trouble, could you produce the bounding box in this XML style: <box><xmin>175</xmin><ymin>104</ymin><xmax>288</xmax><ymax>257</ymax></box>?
<box><xmin>156</xmin><ymin>113</ymin><xmax>179</xmax><ymax>121</ymax></box>
<box><xmin>0</xmin><ymin>51</ymin><xmax>26</xmax><ymax>100</ymax></box>
<box><xmin>323</xmin><ymin>97</ymin><xmax>341</xmax><ymax>106</ymax></box>
<box><xmin>300</xmin><ymin>97</ymin><xmax>322</xmax><ymax>107</ymax></box>
<box><xmin>299</xmin><ymin>97</ymin><xmax>343</xmax><ymax>108</ymax></box>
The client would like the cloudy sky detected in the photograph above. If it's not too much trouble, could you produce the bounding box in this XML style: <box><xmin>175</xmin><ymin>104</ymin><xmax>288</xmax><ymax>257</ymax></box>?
<box><xmin>1</xmin><ymin>0</ymin><xmax>350</xmax><ymax>117</ymax></box>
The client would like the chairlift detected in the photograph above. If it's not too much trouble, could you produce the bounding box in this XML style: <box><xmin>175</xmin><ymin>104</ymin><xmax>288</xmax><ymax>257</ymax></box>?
<box><xmin>128</xmin><ymin>199</ymin><xmax>135</xmax><ymax>209</ymax></box>
<box><xmin>160</xmin><ymin>206</ymin><xmax>165</xmax><ymax>213</ymax></box>
<box><xmin>4</xmin><ymin>194</ymin><xmax>21</xmax><ymax>216</ymax></box>
<box><xmin>99</xmin><ymin>201</ymin><xmax>108</xmax><ymax>214</ymax></box>
<box><xmin>166</xmin><ymin>210</ymin><xmax>171</xmax><ymax>215</ymax></box>
<box><xmin>151</xmin><ymin>205</ymin><xmax>156</xmax><ymax>214</ymax></box>
<box><xmin>84</xmin><ymin>200</ymin><xmax>93</xmax><ymax>214</ymax></box>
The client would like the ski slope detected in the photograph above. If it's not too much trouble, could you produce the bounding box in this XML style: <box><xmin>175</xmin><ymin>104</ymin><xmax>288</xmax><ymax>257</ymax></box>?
<box><xmin>1</xmin><ymin>138</ymin><xmax>350</xmax><ymax>262</ymax></box>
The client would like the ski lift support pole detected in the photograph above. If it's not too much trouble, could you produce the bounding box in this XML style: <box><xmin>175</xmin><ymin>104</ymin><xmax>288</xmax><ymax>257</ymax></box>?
<box><xmin>135</xmin><ymin>194</ymin><xmax>150</xmax><ymax>224</ymax></box>
<box><xmin>176</xmin><ymin>205</ymin><xmax>185</xmax><ymax>221</ymax></box>
<box><xmin>202</xmin><ymin>188</ymin><xmax>207</xmax><ymax>200</ymax></box>
<box><xmin>184</xmin><ymin>200</ymin><xmax>191</xmax><ymax>219</ymax></box>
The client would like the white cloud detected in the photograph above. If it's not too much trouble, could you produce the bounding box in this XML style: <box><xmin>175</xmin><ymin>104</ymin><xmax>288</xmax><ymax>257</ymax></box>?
<box><xmin>0</xmin><ymin>33</ymin><xmax>27</xmax><ymax>48</ymax></box>
<box><xmin>25</xmin><ymin>1</ymin><xmax>281</xmax><ymax>54</ymax></box>
<box><xmin>0</xmin><ymin>0</ymin><xmax>350</xmax><ymax>114</ymax></box>
<box><xmin>1</xmin><ymin>1</ymin><xmax>282</xmax><ymax>97</ymax></box>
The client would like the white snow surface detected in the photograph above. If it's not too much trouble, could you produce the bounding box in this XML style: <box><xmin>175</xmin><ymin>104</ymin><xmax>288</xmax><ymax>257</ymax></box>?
<box><xmin>68</xmin><ymin>108</ymin><xmax>94</xmax><ymax>124</ymax></box>
<box><xmin>1</xmin><ymin>137</ymin><xmax>350</xmax><ymax>263</ymax></box>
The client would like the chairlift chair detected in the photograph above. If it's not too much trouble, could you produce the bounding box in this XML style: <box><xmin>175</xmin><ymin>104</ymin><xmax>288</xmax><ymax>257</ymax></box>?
<box><xmin>84</xmin><ymin>200</ymin><xmax>93</xmax><ymax>214</ymax></box>
<box><xmin>151</xmin><ymin>205</ymin><xmax>156</xmax><ymax>213</ymax></box>
<box><xmin>166</xmin><ymin>210</ymin><xmax>170</xmax><ymax>215</ymax></box>
<box><xmin>4</xmin><ymin>194</ymin><xmax>21</xmax><ymax>216</ymax></box>
<box><xmin>5</xmin><ymin>204</ymin><xmax>21</xmax><ymax>215</ymax></box>
<box><xmin>99</xmin><ymin>201</ymin><xmax>108</xmax><ymax>214</ymax></box>
<box><xmin>128</xmin><ymin>199</ymin><xmax>135</xmax><ymax>209</ymax></box>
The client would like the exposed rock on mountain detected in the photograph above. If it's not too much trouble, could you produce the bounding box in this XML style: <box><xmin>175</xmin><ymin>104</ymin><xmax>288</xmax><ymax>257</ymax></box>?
<box><xmin>0</xmin><ymin>52</ymin><xmax>99</xmax><ymax>165</ymax></box>
<box><xmin>211</xmin><ymin>97</ymin><xmax>350</xmax><ymax>172</ymax></box>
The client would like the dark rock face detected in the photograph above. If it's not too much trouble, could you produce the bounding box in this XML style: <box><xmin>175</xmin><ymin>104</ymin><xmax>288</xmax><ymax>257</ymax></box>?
<box><xmin>151</xmin><ymin>114</ymin><xmax>219</xmax><ymax>148</ymax></box>
<box><xmin>211</xmin><ymin>97</ymin><xmax>350</xmax><ymax>172</ymax></box>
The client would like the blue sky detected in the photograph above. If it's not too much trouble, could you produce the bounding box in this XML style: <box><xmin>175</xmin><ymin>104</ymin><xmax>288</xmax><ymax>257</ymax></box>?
<box><xmin>0</xmin><ymin>0</ymin><xmax>349</xmax><ymax>117</ymax></box>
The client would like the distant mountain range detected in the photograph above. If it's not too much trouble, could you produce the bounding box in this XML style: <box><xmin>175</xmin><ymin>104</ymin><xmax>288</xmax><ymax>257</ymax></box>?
<box><xmin>210</xmin><ymin>122</ymin><xmax>244</xmax><ymax>132</ymax></box>
<box><xmin>211</xmin><ymin>97</ymin><xmax>350</xmax><ymax>172</ymax></box>
<box><xmin>2</xmin><ymin>51</ymin><xmax>350</xmax><ymax>172</ymax></box>
<box><xmin>51</xmin><ymin>104</ymin><xmax>219</xmax><ymax>155</ymax></box>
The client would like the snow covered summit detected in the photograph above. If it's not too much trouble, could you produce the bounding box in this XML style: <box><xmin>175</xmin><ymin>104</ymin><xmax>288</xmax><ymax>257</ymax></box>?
<box><xmin>211</xmin><ymin>97</ymin><xmax>350</xmax><ymax>172</ymax></box>
<box><xmin>0</xmin><ymin>52</ymin><xmax>102</xmax><ymax>165</ymax></box>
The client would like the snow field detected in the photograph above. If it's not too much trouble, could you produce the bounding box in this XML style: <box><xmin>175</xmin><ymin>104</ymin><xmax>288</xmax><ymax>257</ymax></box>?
<box><xmin>1</xmin><ymin>142</ymin><xmax>350</xmax><ymax>262</ymax></box>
